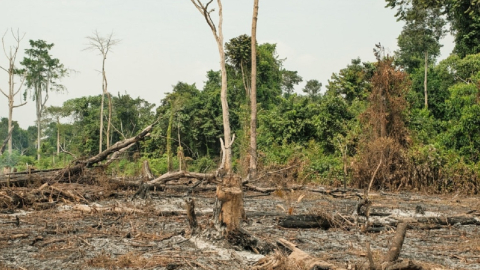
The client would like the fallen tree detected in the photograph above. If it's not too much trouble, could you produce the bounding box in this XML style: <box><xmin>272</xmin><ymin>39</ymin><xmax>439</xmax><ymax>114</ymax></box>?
<box><xmin>0</xmin><ymin>121</ymin><xmax>157</xmax><ymax>186</ymax></box>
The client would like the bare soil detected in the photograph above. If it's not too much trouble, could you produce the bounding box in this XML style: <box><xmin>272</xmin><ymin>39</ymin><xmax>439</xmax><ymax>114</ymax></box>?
<box><xmin>0</xmin><ymin>182</ymin><xmax>479</xmax><ymax>270</ymax></box>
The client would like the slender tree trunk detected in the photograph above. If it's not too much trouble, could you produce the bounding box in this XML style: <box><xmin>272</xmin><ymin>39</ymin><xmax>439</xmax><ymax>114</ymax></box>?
<box><xmin>56</xmin><ymin>116</ymin><xmax>60</xmax><ymax>156</ymax></box>
<box><xmin>424</xmin><ymin>51</ymin><xmax>428</xmax><ymax>109</ymax></box>
<box><xmin>106</xmin><ymin>92</ymin><xmax>112</xmax><ymax>148</ymax></box>
<box><xmin>8</xmin><ymin>97</ymin><xmax>13</xmax><ymax>155</ymax></box>
<box><xmin>249</xmin><ymin>0</ymin><xmax>259</xmax><ymax>180</ymax></box>
<box><xmin>36</xmin><ymin>86</ymin><xmax>42</xmax><ymax>161</ymax></box>
<box><xmin>99</xmin><ymin>93</ymin><xmax>104</xmax><ymax>153</ymax></box>
<box><xmin>99</xmin><ymin>56</ymin><xmax>107</xmax><ymax>153</ymax></box>
<box><xmin>7</xmin><ymin>65</ymin><xmax>14</xmax><ymax>155</ymax></box>
<box><xmin>167</xmin><ymin>105</ymin><xmax>174</xmax><ymax>172</ymax></box>
<box><xmin>215</xmin><ymin>0</ymin><xmax>232</xmax><ymax>173</ymax></box>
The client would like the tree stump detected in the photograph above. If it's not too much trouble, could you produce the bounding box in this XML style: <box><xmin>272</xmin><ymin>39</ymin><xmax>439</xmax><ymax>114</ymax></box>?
<box><xmin>215</xmin><ymin>174</ymin><xmax>244</xmax><ymax>232</ymax></box>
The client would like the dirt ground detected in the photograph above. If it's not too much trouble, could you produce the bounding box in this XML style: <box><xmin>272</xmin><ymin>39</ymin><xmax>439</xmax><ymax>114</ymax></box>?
<box><xmin>0</xmin><ymin>181</ymin><xmax>479</xmax><ymax>270</ymax></box>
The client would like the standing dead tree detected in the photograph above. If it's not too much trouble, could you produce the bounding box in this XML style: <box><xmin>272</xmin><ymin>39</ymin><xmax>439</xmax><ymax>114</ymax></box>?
<box><xmin>85</xmin><ymin>31</ymin><xmax>120</xmax><ymax>153</ymax></box>
<box><xmin>190</xmin><ymin>0</ymin><xmax>242</xmax><ymax>233</ymax></box>
<box><xmin>249</xmin><ymin>0</ymin><xmax>259</xmax><ymax>181</ymax></box>
<box><xmin>353</xmin><ymin>44</ymin><xmax>411</xmax><ymax>191</ymax></box>
<box><xmin>190</xmin><ymin>0</ymin><xmax>233</xmax><ymax>173</ymax></box>
<box><xmin>0</xmin><ymin>29</ymin><xmax>26</xmax><ymax>155</ymax></box>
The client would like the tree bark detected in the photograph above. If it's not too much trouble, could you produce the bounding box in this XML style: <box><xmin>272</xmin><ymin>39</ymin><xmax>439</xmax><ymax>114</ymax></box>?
<box><xmin>216</xmin><ymin>0</ymin><xmax>233</xmax><ymax>173</ymax></box>
<box><xmin>383</xmin><ymin>222</ymin><xmax>408</xmax><ymax>263</ymax></box>
<box><xmin>249</xmin><ymin>0</ymin><xmax>259</xmax><ymax>180</ymax></box>
<box><xmin>36</xmin><ymin>85</ymin><xmax>42</xmax><ymax>161</ymax></box>
<box><xmin>216</xmin><ymin>174</ymin><xmax>244</xmax><ymax>231</ymax></box>
<box><xmin>99</xmin><ymin>91</ymin><xmax>105</xmax><ymax>154</ymax></box>
<box><xmin>167</xmin><ymin>102</ymin><xmax>174</xmax><ymax>172</ymax></box>
<box><xmin>56</xmin><ymin>117</ymin><xmax>60</xmax><ymax>156</ymax></box>
<box><xmin>106</xmin><ymin>91</ymin><xmax>112</xmax><ymax>148</ymax></box>
<box><xmin>185</xmin><ymin>198</ymin><xmax>198</xmax><ymax>232</ymax></box>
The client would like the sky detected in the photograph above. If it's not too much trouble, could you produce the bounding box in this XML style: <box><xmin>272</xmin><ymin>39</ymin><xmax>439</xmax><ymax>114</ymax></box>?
<box><xmin>0</xmin><ymin>0</ymin><xmax>454</xmax><ymax>129</ymax></box>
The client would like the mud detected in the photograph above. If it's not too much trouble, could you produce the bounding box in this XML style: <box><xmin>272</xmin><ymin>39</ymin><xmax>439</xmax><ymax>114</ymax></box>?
<box><xmin>0</xmin><ymin>183</ymin><xmax>479</xmax><ymax>270</ymax></box>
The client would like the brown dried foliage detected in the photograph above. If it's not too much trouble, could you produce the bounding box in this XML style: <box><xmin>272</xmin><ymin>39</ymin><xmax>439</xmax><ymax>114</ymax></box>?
<box><xmin>352</xmin><ymin>57</ymin><xmax>411</xmax><ymax>190</ymax></box>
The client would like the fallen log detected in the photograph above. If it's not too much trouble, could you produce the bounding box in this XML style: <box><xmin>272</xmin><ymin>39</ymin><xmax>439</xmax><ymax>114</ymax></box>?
<box><xmin>276</xmin><ymin>238</ymin><xmax>346</xmax><ymax>270</ymax></box>
<box><xmin>278</xmin><ymin>214</ymin><xmax>332</xmax><ymax>229</ymax></box>
<box><xmin>134</xmin><ymin>171</ymin><xmax>217</xmax><ymax>199</ymax></box>
<box><xmin>56</xmin><ymin>122</ymin><xmax>157</xmax><ymax>179</ymax></box>
<box><xmin>226</xmin><ymin>228</ymin><xmax>275</xmax><ymax>255</ymax></box>
<box><xmin>358</xmin><ymin>222</ymin><xmax>432</xmax><ymax>270</ymax></box>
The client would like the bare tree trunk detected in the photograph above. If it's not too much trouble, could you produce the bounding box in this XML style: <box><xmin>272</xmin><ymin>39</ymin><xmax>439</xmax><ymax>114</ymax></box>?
<box><xmin>249</xmin><ymin>0</ymin><xmax>259</xmax><ymax>180</ymax></box>
<box><xmin>106</xmin><ymin>91</ymin><xmax>112</xmax><ymax>148</ymax></box>
<box><xmin>191</xmin><ymin>0</ymin><xmax>239</xmax><ymax>233</ymax></box>
<box><xmin>8</xmin><ymin>99</ymin><xmax>13</xmax><ymax>154</ymax></box>
<box><xmin>167</xmin><ymin>105</ymin><xmax>174</xmax><ymax>172</ymax></box>
<box><xmin>56</xmin><ymin>116</ymin><xmax>60</xmax><ymax>156</ymax></box>
<box><xmin>99</xmin><ymin>92</ymin><xmax>104</xmax><ymax>153</ymax></box>
<box><xmin>424</xmin><ymin>51</ymin><xmax>428</xmax><ymax>110</ymax></box>
<box><xmin>216</xmin><ymin>5</ymin><xmax>233</xmax><ymax>173</ymax></box>
<box><xmin>1</xmin><ymin>30</ymin><xmax>26</xmax><ymax>155</ymax></box>
<box><xmin>36</xmin><ymin>85</ymin><xmax>42</xmax><ymax>161</ymax></box>
<box><xmin>86</xmin><ymin>32</ymin><xmax>119</xmax><ymax>153</ymax></box>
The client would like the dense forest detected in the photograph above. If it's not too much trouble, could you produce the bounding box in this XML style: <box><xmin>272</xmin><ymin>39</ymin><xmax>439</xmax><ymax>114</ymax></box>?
<box><xmin>2</xmin><ymin>0</ymin><xmax>480</xmax><ymax>194</ymax></box>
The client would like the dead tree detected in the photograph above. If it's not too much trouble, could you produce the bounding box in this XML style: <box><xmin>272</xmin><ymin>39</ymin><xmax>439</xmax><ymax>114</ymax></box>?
<box><xmin>190</xmin><ymin>0</ymin><xmax>233</xmax><ymax>173</ymax></box>
<box><xmin>249</xmin><ymin>0</ymin><xmax>259</xmax><ymax>181</ymax></box>
<box><xmin>359</xmin><ymin>222</ymin><xmax>428</xmax><ymax>270</ymax></box>
<box><xmin>85</xmin><ymin>30</ymin><xmax>120</xmax><ymax>153</ymax></box>
<box><xmin>191</xmin><ymin>0</ymin><xmax>242</xmax><ymax>233</ymax></box>
<box><xmin>57</xmin><ymin>121</ymin><xmax>155</xmax><ymax>179</ymax></box>
<box><xmin>0</xmin><ymin>29</ymin><xmax>26</xmax><ymax>155</ymax></box>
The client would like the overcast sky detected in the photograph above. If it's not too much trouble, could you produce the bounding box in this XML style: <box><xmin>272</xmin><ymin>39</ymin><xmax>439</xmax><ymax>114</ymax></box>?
<box><xmin>0</xmin><ymin>0</ymin><xmax>454</xmax><ymax>129</ymax></box>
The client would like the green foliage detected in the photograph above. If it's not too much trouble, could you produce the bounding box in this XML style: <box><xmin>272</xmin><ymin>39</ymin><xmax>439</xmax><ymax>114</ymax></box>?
<box><xmin>326</xmin><ymin>58</ymin><xmax>374</xmax><ymax>104</ymax></box>
<box><xmin>0</xmin><ymin>150</ymin><xmax>20</xmax><ymax>168</ymax></box>
<box><xmin>302</xmin><ymin>79</ymin><xmax>322</xmax><ymax>100</ymax></box>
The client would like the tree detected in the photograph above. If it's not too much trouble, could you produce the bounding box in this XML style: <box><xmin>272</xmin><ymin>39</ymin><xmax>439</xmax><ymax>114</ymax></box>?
<box><xmin>281</xmin><ymin>70</ymin><xmax>303</xmax><ymax>97</ymax></box>
<box><xmin>326</xmin><ymin>58</ymin><xmax>374</xmax><ymax>104</ymax></box>
<box><xmin>20</xmin><ymin>40</ymin><xmax>67</xmax><ymax>161</ymax></box>
<box><xmin>85</xmin><ymin>31</ymin><xmax>120</xmax><ymax>153</ymax></box>
<box><xmin>191</xmin><ymin>0</ymin><xmax>234</xmax><ymax>173</ymax></box>
<box><xmin>448</xmin><ymin>0</ymin><xmax>480</xmax><ymax>58</ymax></box>
<box><xmin>249</xmin><ymin>0</ymin><xmax>259</xmax><ymax>180</ymax></box>
<box><xmin>0</xmin><ymin>29</ymin><xmax>26</xmax><ymax>155</ymax></box>
<box><xmin>353</xmin><ymin>45</ymin><xmax>411</xmax><ymax>189</ymax></box>
<box><xmin>385</xmin><ymin>0</ymin><xmax>480</xmax><ymax>58</ymax></box>
<box><xmin>302</xmin><ymin>79</ymin><xmax>322</xmax><ymax>100</ymax></box>
<box><xmin>46</xmin><ymin>105</ymin><xmax>68</xmax><ymax>157</ymax></box>
<box><xmin>225</xmin><ymin>34</ymin><xmax>252</xmax><ymax>96</ymax></box>
<box><xmin>394</xmin><ymin>3</ymin><xmax>446</xmax><ymax>109</ymax></box>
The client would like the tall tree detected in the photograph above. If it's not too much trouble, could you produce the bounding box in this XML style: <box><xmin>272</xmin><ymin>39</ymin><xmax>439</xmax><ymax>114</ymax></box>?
<box><xmin>20</xmin><ymin>40</ymin><xmax>67</xmax><ymax>161</ymax></box>
<box><xmin>303</xmin><ymin>79</ymin><xmax>322</xmax><ymax>100</ymax></box>
<box><xmin>191</xmin><ymin>0</ymin><xmax>243</xmax><ymax>234</ymax></box>
<box><xmin>249</xmin><ymin>0</ymin><xmax>259</xmax><ymax>180</ymax></box>
<box><xmin>225</xmin><ymin>34</ymin><xmax>252</xmax><ymax>96</ymax></box>
<box><xmin>395</xmin><ymin>4</ymin><xmax>446</xmax><ymax>108</ymax></box>
<box><xmin>85</xmin><ymin>31</ymin><xmax>120</xmax><ymax>153</ymax></box>
<box><xmin>386</xmin><ymin>0</ymin><xmax>480</xmax><ymax>58</ymax></box>
<box><xmin>46</xmin><ymin>105</ymin><xmax>68</xmax><ymax>157</ymax></box>
<box><xmin>281</xmin><ymin>70</ymin><xmax>303</xmax><ymax>97</ymax></box>
<box><xmin>190</xmin><ymin>0</ymin><xmax>233</xmax><ymax>172</ymax></box>
<box><xmin>0</xmin><ymin>29</ymin><xmax>26</xmax><ymax>155</ymax></box>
